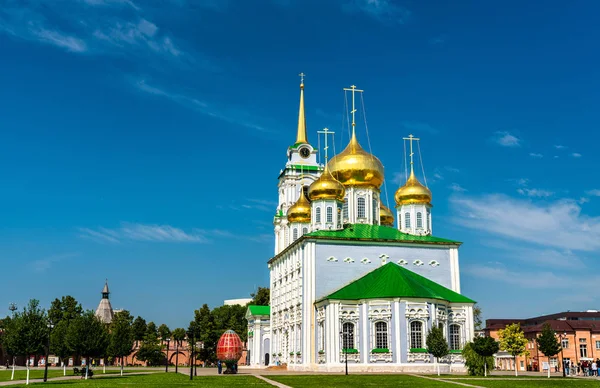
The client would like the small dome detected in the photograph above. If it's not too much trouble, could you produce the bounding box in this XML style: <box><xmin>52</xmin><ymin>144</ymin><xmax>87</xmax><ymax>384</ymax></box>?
<box><xmin>394</xmin><ymin>170</ymin><xmax>432</xmax><ymax>206</ymax></box>
<box><xmin>327</xmin><ymin>130</ymin><xmax>384</xmax><ymax>189</ymax></box>
<box><xmin>287</xmin><ymin>189</ymin><xmax>312</xmax><ymax>223</ymax></box>
<box><xmin>308</xmin><ymin>164</ymin><xmax>345</xmax><ymax>201</ymax></box>
<box><xmin>379</xmin><ymin>204</ymin><xmax>394</xmax><ymax>226</ymax></box>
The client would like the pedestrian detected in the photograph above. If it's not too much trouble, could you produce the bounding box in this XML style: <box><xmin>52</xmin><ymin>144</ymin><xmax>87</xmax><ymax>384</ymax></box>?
<box><xmin>591</xmin><ymin>360</ymin><xmax>597</xmax><ymax>377</ymax></box>
<box><xmin>217</xmin><ymin>360</ymin><xmax>222</xmax><ymax>375</ymax></box>
<box><xmin>565</xmin><ymin>360</ymin><xmax>570</xmax><ymax>376</ymax></box>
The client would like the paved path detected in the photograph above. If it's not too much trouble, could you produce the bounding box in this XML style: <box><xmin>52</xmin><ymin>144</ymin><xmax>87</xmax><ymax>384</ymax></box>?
<box><xmin>254</xmin><ymin>375</ymin><xmax>293</xmax><ymax>388</ymax></box>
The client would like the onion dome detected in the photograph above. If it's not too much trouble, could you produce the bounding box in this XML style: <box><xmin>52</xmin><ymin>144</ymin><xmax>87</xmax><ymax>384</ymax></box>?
<box><xmin>379</xmin><ymin>204</ymin><xmax>395</xmax><ymax>226</ymax></box>
<box><xmin>287</xmin><ymin>189</ymin><xmax>312</xmax><ymax>223</ymax></box>
<box><xmin>308</xmin><ymin>164</ymin><xmax>345</xmax><ymax>201</ymax></box>
<box><xmin>394</xmin><ymin>170</ymin><xmax>432</xmax><ymax>206</ymax></box>
<box><xmin>327</xmin><ymin>129</ymin><xmax>384</xmax><ymax>189</ymax></box>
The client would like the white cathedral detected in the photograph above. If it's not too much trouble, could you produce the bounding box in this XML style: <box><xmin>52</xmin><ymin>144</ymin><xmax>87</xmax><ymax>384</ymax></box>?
<box><xmin>246</xmin><ymin>78</ymin><xmax>475</xmax><ymax>372</ymax></box>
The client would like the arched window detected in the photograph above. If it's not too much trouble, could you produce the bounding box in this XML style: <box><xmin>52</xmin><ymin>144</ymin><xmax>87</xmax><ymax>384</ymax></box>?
<box><xmin>319</xmin><ymin>322</ymin><xmax>325</xmax><ymax>351</ymax></box>
<box><xmin>357</xmin><ymin>197</ymin><xmax>366</xmax><ymax>218</ymax></box>
<box><xmin>292</xmin><ymin>228</ymin><xmax>298</xmax><ymax>241</ymax></box>
<box><xmin>417</xmin><ymin>212</ymin><xmax>423</xmax><ymax>228</ymax></box>
<box><xmin>315</xmin><ymin>207</ymin><xmax>321</xmax><ymax>223</ymax></box>
<box><xmin>372</xmin><ymin>199</ymin><xmax>377</xmax><ymax>221</ymax></box>
<box><xmin>375</xmin><ymin>321</ymin><xmax>388</xmax><ymax>349</ymax></box>
<box><xmin>343</xmin><ymin>198</ymin><xmax>349</xmax><ymax>220</ymax></box>
<box><xmin>426</xmin><ymin>210</ymin><xmax>430</xmax><ymax>230</ymax></box>
<box><xmin>450</xmin><ymin>324</ymin><xmax>461</xmax><ymax>350</ymax></box>
<box><xmin>410</xmin><ymin>321</ymin><xmax>423</xmax><ymax>349</ymax></box>
<box><xmin>302</xmin><ymin>227</ymin><xmax>308</xmax><ymax>235</ymax></box>
<box><xmin>405</xmin><ymin>212</ymin><xmax>411</xmax><ymax>228</ymax></box>
<box><xmin>326</xmin><ymin>206</ymin><xmax>333</xmax><ymax>223</ymax></box>
<box><xmin>342</xmin><ymin>322</ymin><xmax>354</xmax><ymax>350</ymax></box>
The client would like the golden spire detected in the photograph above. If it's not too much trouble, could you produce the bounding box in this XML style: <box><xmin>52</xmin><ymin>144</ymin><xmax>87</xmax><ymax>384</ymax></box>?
<box><xmin>295</xmin><ymin>73</ymin><xmax>307</xmax><ymax>144</ymax></box>
<box><xmin>395</xmin><ymin>134</ymin><xmax>432</xmax><ymax>206</ymax></box>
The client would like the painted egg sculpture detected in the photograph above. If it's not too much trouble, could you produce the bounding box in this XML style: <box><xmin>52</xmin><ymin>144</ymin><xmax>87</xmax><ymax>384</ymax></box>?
<box><xmin>216</xmin><ymin>330</ymin><xmax>243</xmax><ymax>362</ymax></box>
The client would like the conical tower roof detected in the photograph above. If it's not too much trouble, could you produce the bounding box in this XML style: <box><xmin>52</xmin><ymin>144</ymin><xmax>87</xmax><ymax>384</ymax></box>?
<box><xmin>95</xmin><ymin>280</ymin><xmax>114</xmax><ymax>324</ymax></box>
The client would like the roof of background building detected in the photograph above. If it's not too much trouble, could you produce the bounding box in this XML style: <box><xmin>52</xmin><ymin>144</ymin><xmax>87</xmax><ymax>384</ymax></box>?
<box><xmin>485</xmin><ymin>311</ymin><xmax>600</xmax><ymax>333</ymax></box>
<box><xmin>318</xmin><ymin>262</ymin><xmax>475</xmax><ymax>303</ymax></box>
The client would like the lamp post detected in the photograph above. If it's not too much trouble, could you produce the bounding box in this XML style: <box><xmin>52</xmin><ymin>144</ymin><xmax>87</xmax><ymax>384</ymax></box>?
<box><xmin>8</xmin><ymin>304</ymin><xmax>17</xmax><ymax>381</ymax></box>
<box><xmin>189</xmin><ymin>334</ymin><xmax>194</xmax><ymax>381</ymax></box>
<box><xmin>560</xmin><ymin>332</ymin><xmax>566</xmax><ymax>377</ymax></box>
<box><xmin>165</xmin><ymin>338</ymin><xmax>170</xmax><ymax>373</ymax></box>
<box><xmin>43</xmin><ymin>321</ymin><xmax>54</xmax><ymax>382</ymax></box>
<box><xmin>339</xmin><ymin>331</ymin><xmax>348</xmax><ymax>376</ymax></box>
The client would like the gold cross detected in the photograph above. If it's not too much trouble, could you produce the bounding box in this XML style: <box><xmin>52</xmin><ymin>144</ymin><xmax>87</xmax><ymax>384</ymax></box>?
<box><xmin>317</xmin><ymin>127</ymin><xmax>335</xmax><ymax>162</ymax></box>
<box><xmin>299</xmin><ymin>72</ymin><xmax>305</xmax><ymax>84</ymax></box>
<box><xmin>343</xmin><ymin>85</ymin><xmax>364</xmax><ymax>127</ymax></box>
<box><xmin>402</xmin><ymin>134</ymin><xmax>420</xmax><ymax>171</ymax></box>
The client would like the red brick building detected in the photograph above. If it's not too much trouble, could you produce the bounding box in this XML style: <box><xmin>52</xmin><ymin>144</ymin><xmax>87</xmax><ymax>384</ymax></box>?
<box><xmin>485</xmin><ymin>311</ymin><xmax>600</xmax><ymax>372</ymax></box>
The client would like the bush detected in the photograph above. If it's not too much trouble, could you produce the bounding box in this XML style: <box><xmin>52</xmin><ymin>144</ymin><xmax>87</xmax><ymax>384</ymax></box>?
<box><xmin>463</xmin><ymin>342</ymin><xmax>494</xmax><ymax>376</ymax></box>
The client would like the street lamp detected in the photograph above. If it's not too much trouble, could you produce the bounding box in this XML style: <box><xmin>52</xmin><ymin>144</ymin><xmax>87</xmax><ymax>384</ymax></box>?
<box><xmin>43</xmin><ymin>321</ymin><xmax>54</xmax><ymax>382</ymax></box>
<box><xmin>339</xmin><ymin>331</ymin><xmax>348</xmax><ymax>376</ymax></box>
<box><xmin>189</xmin><ymin>333</ymin><xmax>194</xmax><ymax>381</ymax></box>
<box><xmin>560</xmin><ymin>332</ymin><xmax>567</xmax><ymax>377</ymax></box>
<box><xmin>165</xmin><ymin>338</ymin><xmax>170</xmax><ymax>373</ymax></box>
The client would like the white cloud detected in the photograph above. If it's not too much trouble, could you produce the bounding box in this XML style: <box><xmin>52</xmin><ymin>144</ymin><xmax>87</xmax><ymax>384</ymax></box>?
<box><xmin>81</xmin><ymin>0</ymin><xmax>140</xmax><ymax>10</ymax></box>
<box><xmin>479</xmin><ymin>240</ymin><xmax>585</xmax><ymax>269</ymax></box>
<box><xmin>79</xmin><ymin>223</ymin><xmax>209</xmax><ymax>243</ymax></box>
<box><xmin>529</xmin><ymin>153</ymin><xmax>543</xmax><ymax>158</ymax></box>
<box><xmin>93</xmin><ymin>19</ymin><xmax>180</xmax><ymax>56</ymax></box>
<box><xmin>571</xmin><ymin>152</ymin><xmax>582</xmax><ymax>158</ymax></box>
<box><xmin>448</xmin><ymin>183</ymin><xmax>466</xmax><ymax>192</ymax></box>
<box><xmin>586</xmin><ymin>189</ymin><xmax>600</xmax><ymax>197</ymax></box>
<box><xmin>451</xmin><ymin>194</ymin><xmax>600</xmax><ymax>251</ymax></box>
<box><xmin>445</xmin><ymin>166</ymin><xmax>460</xmax><ymax>173</ymax></box>
<box><xmin>492</xmin><ymin>131</ymin><xmax>521</xmax><ymax>147</ymax></box>
<box><xmin>517</xmin><ymin>188</ymin><xmax>553</xmax><ymax>198</ymax></box>
<box><xmin>343</xmin><ymin>0</ymin><xmax>411</xmax><ymax>25</ymax></box>
<box><xmin>32</xmin><ymin>28</ymin><xmax>87</xmax><ymax>52</ymax></box>
<box><xmin>554</xmin><ymin>145</ymin><xmax>566</xmax><ymax>149</ymax></box>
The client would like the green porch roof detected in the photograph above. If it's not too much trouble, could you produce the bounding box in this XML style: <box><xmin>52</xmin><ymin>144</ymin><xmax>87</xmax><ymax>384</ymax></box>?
<box><xmin>305</xmin><ymin>224</ymin><xmax>461</xmax><ymax>245</ymax></box>
<box><xmin>247</xmin><ymin>305</ymin><xmax>270</xmax><ymax>316</ymax></box>
<box><xmin>319</xmin><ymin>262</ymin><xmax>475</xmax><ymax>304</ymax></box>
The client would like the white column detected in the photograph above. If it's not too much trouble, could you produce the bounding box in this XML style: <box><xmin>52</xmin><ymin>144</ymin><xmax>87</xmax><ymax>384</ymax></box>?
<box><xmin>394</xmin><ymin>301</ymin><xmax>401</xmax><ymax>363</ymax></box>
<box><xmin>362</xmin><ymin>303</ymin><xmax>368</xmax><ymax>363</ymax></box>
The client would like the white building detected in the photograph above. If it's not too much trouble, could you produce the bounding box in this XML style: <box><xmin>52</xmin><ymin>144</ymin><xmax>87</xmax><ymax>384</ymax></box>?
<box><xmin>246</xmin><ymin>78</ymin><xmax>475</xmax><ymax>372</ymax></box>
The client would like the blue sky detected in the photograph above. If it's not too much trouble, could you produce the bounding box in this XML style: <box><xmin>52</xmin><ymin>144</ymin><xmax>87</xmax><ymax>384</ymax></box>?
<box><xmin>1</xmin><ymin>0</ymin><xmax>599</xmax><ymax>328</ymax></box>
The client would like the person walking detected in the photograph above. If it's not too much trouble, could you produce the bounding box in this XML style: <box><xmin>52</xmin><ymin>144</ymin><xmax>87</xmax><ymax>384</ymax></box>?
<box><xmin>217</xmin><ymin>360</ymin><xmax>222</xmax><ymax>375</ymax></box>
<box><xmin>591</xmin><ymin>360</ymin><xmax>597</xmax><ymax>377</ymax></box>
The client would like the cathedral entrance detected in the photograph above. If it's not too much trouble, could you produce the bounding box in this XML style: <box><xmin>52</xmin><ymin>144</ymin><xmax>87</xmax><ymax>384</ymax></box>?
<box><xmin>265</xmin><ymin>353</ymin><xmax>269</xmax><ymax>366</ymax></box>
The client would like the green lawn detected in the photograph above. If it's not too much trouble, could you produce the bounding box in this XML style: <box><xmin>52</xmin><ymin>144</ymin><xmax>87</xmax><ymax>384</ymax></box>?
<box><xmin>454</xmin><ymin>378</ymin><xmax>600</xmax><ymax>388</ymax></box>
<box><xmin>0</xmin><ymin>369</ymin><xmax>125</xmax><ymax>382</ymax></box>
<box><xmin>268</xmin><ymin>375</ymin><xmax>452</xmax><ymax>387</ymax></box>
<box><xmin>7</xmin><ymin>373</ymin><xmax>271</xmax><ymax>387</ymax></box>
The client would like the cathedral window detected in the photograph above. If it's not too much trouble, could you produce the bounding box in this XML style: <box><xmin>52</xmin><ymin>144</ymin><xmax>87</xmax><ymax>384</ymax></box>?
<box><xmin>375</xmin><ymin>321</ymin><xmax>388</xmax><ymax>349</ymax></box>
<box><xmin>316</xmin><ymin>207</ymin><xmax>321</xmax><ymax>223</ymax></box>
<box><xmin>326</xmin><ymin>206</ymin><xmax>333</xmax><ymax>223</ymax></box>
<box><xmin>449</xmin><ymin>324</ymin><xmax>461</xmax><ymax>350</ymax></box>
<box><xmin>293</xmin><ymin>228</ymin><xmax>298</xmax><ymax>241</ymax></box>
<box><xmin>357</xmin><ymin>197</ymin><xmax>366</xmax><ymax>218</ymax></box>
<box><xmin>319</xmin><ymin>322</ymin><xmax>325</xmax><ymax>351</ymax></box>
<box><xmin>417</xmin><ymin>212</ymin><xmax>423</xmax><ymax>228</ymax></box>
<box><xmin>343</xmin><ymin>198</ymin><xmax>349</xmax><ymax>220</ymax></box>
<box><xmin>302</xmin><ymin>227</ymin><xmax>308</xmax><ymax>235</ymax></box>
<box><xmin>410</xmin><ymin>321</ymin><xmax>424</xmax><ymax>349</ymax></box>
<box><xmin>372</xmin><ymin>199</ymin><xmax>377</xmax><ymax>221</ymax></box>
<box><xmin>342</xmin><ymin>322</ymin><xmax>355</xmax><ymax>350</ymax></box>
<box><xmin>405</xmin><ymin>212</ymin><xmax>411</xmax><ymax>228</ymax></box>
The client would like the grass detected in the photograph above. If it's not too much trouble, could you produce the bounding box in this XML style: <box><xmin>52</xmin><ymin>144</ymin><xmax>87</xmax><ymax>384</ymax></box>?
<box><xmin>7</xmin><ymin>373</ymin><xmax>271</xmax><ymax>387</ymax></box>
<box><xmin>0</xmin><ymin>369</ymin><xmax>125</xmax><ymax>382</ymax></box>
<box><xmin>458</xmin><ymin>379</ymin><xmax>600</xmax><ymax>387</ymax></box>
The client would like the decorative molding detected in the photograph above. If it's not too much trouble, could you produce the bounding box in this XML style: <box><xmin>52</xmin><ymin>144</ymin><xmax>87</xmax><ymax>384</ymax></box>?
<box><xmin>360</xmin><ymin>257</ymin><xmax>371</xmax><ymax>264</ymax></box>
<box><xmin>379</xmin><ymin>254</ymin><xmax>389</xmax><ymax>259</ymax></box>
<box><xmin>429</xmin><ymin>260</ymin><xmax>440</xmax><ymax>267</ymax></box>
<box><xmin>440</xmin><ymin>354</ymin><xmax>465</xmax><ymax>364</ymax></box>
<box><xmin>408</xmin><ymin>352</ymin><xmax>431</xmax><ymax>363</ymax></box>
<box><xmin>339</xmin><ymin>351</ymin><xmax>361</xmax><ymax>363</ymax></box>
<box><xmin>369</xmin><ymin>351</ymin><xmax>393</xmax><ymax>363</ymax></box>
<box><xmin>406</xmin><ymin>305</ymin><xmax>430</xmax><ymax>319</ymax></box>
<box><xmin>318</xmin><ymin>352</ymin><xmax>326</xmax><ymax>364</ymax></box>
<box><xmin>327</xmin><ymin>256</ymin><xmax>338</xmax><ymax>262</ymax></box>
<box><xmin>397</xmin><ymin>259</ymin><xmax>408</xmax><ymax>266</ymax></box>
<box><xmin>413</xmin><ymin>259</ymin><xmax>424</xmax><ymax>266</ymax></box>
<box><xmin>343</xmin><ymin>257</ymin><xmax>355</xmax><ymax>263</ymax></box>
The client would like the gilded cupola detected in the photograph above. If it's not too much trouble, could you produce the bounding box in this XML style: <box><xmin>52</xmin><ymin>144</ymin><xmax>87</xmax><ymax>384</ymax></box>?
<box><xmin>308</xmin><ymin>164</ymin><xmax>345</xmax><ymax>201</ymax></box>
<box><xmin>379</xmin><ymin>203</ymin><xmax>395</xmax><ymax>226</ymax></box>
<box><xmin>394</xmin><ymin>170</ymin><xmax>432</xmax><ymax>206</ymax></box>
<box><xmin>327</xmin><ymin>129</ymin><xmax>384</xmax><ymax>189</ymax></box>
<box><xmin>287</xmin><ymin>189</ymin><xmax>312</xmax><ymax>223</ymax></box>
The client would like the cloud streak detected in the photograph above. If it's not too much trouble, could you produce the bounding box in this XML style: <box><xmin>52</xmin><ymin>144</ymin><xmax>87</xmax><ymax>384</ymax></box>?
<box><xmin>79</xmin><ymin>223</ymin><xmax>209</xmax><ymax>243</ymax></box>
<box><xmin>343</xmin><ymin>0</ymin><xmax>411</xmax><ymax>25</ymax></box>
<box><xmin>31</xmin><ymin>253</ymin><xmax>80</xmax><ymax>272</ymax></box>
<box><xmin>492</xmin><ymin>131</ymin><xmax>521</xmax><ymax>147</ymax></box>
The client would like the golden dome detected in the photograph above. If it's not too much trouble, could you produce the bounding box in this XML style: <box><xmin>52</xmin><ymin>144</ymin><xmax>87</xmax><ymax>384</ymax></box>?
<box><xmin>308</xmin><ymin>164</ymin><xmax>345</xmax><ymax>201</ymax></box>
<box><xmin>379</xmin><ymin>203</ymin><xmax>395</xmax><ymax>226</ymax></box>
<box><xmin>394</xmin><ymin>170</ymin><xmax>432</xmax><ymax>206</ymax></box>
<box><xmin>287</xmin><ymin>189</ymin><xmax>311</xmax><ymax>223</ymax></box>
<box><xmin>327</xmin><ymin>129</ymin><xmax>384</xmax><ymax>188</ymax></box>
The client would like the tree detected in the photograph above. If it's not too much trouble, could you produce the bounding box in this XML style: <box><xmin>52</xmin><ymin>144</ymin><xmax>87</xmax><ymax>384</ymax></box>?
<box><xmin>536</xmin><ymin>323</ymin><xmax>561</xmax><ymax>378</ymax></box>
<box><xmin>146</xmin><ymin>322</ymin><xmax>158</xmax><ymax>337</ymax></box>
<box><xmin>48</xmin><ymin>296</ymin><xmax>83</xmax><ymax>326</ymax></box>
<box><xmin>66</xmin><ymin>311</ymin><xmax>109</xmax><ymax>379</ymax></box>
<box><xmin>426</xmin><ymin>326</ymin><xmax>449</xmax><ymax>376</ymax></box>
<box><xmin>50</xmin><ymin>320</ymin><xmax>71</xmax><ymax>376</ymax></box>
<box><xmin>107</xmin><ymin>311</ymin><xmax>134</xmax><ymax>376</ymax></box>
<box><xmin>132</xmin><ymin>316</ymin><xmax>147</xmax><ymax>347</ymax></box>
<box><xmin>498</xmin><ymin>323</ymin><xmax>528</xmax><ymax>376</ymax></box>
<box><xmin>249</xmin><ymin>287</ymin><xmax>270</xmax><ymax>306</ymax></box>
<box><xmin>172</xmin><ymin>328</ymin><xmax>186</xmax><ymax>373</ymax></box>
<box><xmin>472</xmin><ymin>336</ymin><xmax>499</xmax><ymax>376</ymax></box>
<box><xmin>136</xmin><ymin>330</ymin><xmax>164</xmax><ymax>366</ymax></box>
<box><xmin>158</xmin><ymin>324</ymin><xmax>171</xmax><ymax>344</ymax></box>
<box><xmin>463</xmin><ymin>342</ymin><xmax>495</xmax><ymax>376</ymax></box>
<box><xmin>473</xmin><ymin>304</ymin><xmax>483</xmax><ymax>331</ymax></box>
<box><xmin>194</xmin><ymin>304</ymin><xmax>215</xmax><ymax>364</ymax></box>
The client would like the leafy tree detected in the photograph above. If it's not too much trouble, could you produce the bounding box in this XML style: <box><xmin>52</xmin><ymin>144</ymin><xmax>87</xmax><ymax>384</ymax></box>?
<box><xmin>158</xmin><ymin>324</ymin><xmax>171</xmax><ymax>344</ymax></box>
<box><xmin>249</xmin><ymin>287</ymin><xmax>270</xmax><ymax>306</ymax></box>
<box><xmin>194</xmin><ymin>304</ymin><xmax>215</xmax><ymax>364</ymax></box>
<box><xmin>107</xmin><ymin>311</ymin><xmax>134</xmax><ymax>376</ymax></box>
<box><xmin>146</xmin><ymin>321</ymin><xmax>158</xmax><ymax>337</ymax></box>
<box><xmin>463</xmin><ymin>342</ymin><xmax>495</xmax><ymax>376</ymax></box>
<box><xmin>498</xmin><ymin>323</ymin><xmax>528</xmax><ymax>376</ymax></box>
<box><xmin>50</xmin><ymin>320</ymin><xmax>71</xmax><ymax>375</ymax></box>
<box><xmin>171</xmin><ymin>328</ymin><xmax>186</xmax><ymax>373</ymax></box>
<box><xmin>48</xmin><ymin>296</ymin><xmax>83</xmax><ymax>326</ymax></box>
<box><xmin>473</xmin><ymin>304</ymin><xmax>483</xmax><ymax>331</ymax></box>
<box><xmin>137</xmin><ymin>330</ymin><xmax>164</xmax><ymax>366</ymax></box>
<box><xmin>66</xmin><ymin>311</ymin><xmax>109</xmax><ymax>379</ymax></box>
<box><xmin>132</xmin><ymin>316</ymin><xmax>147</xmax><ymax>347</ymax></box>
<box><xmin>187</xmin><ymin>321</ymin><xmax>199</xmax><ymax>369</ymax></box>
<box><xmin>471</xmin><ymin>336</ymin><xmax>499</xmax><ymax>376</ymax></box>
<box><xmin>426</xmin><ymin>326</ymin><xmax>449</xmax><ymax>376</ymax></box>
<box><xmin>535</xmin><ymin>323</ymin><xmax>561</xmax><ymax>378</ymax></box>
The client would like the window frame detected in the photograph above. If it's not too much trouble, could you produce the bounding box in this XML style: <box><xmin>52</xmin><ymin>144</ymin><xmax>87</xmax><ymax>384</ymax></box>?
<box><xmin>357</xmin><ymin>197</ymin><xmax>366</xmax><ymax>219</ymax></box>
<box><xmin>374</xmin><ymin>321</ymin><xmax>388</xmax><ymax>349</ymax></box>
<box><xmin>292</xmin><ymin>228</ymin><xmax>298</xmax><ymax>241</ymax></box>
<box><xmin>410</xmin><ymin>320</ymin><xmax>424</xmax><ymax>349</ymax></box>
<box><xmin>405</xmin><ymin>212</ymin><xmax>411</xmax><ymax>228</ymax></box>
<box><xmin>416</xmin><ymin>212</ymin><xmax>423</xmax><ymax>228</ymax></box>
<box><xmin>315</xmin><ymin>207</ymin><xmax>321</xmax><ymax>223</ymax></box>
<box><xmin>449</xmin><ymin>324</ymin><xmax>461</xmax><ymax>350</ymax></box>
<box><xmin>342</xmin><ymin>322</ymin><xmax>355</xmax><ymax>350</ymax></box>
<box><xmin>326</xmin><ymin>206</ymin><xmax>333</xmax><ymax>223</ymax></box>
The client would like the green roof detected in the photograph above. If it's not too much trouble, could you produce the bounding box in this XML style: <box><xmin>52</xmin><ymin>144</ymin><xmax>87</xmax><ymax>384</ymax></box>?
<box><xmin>320</xmin><ymin>262</ymin><xmax>475</xmax><ymax>304</ymax></box>
<box><xmin>289</xmin><ymin>142</ymin><xmax>308</xmax><ymax>149</ymax></box>
<box><xmin>247</xmin><ymin>305</ymin><xmax>270</xmax><ymax>316</ymax></box>
<box><xmin>305</xmin><ymin>224</ymin><xmax>460</xmax><ymax>245</ymax></box>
